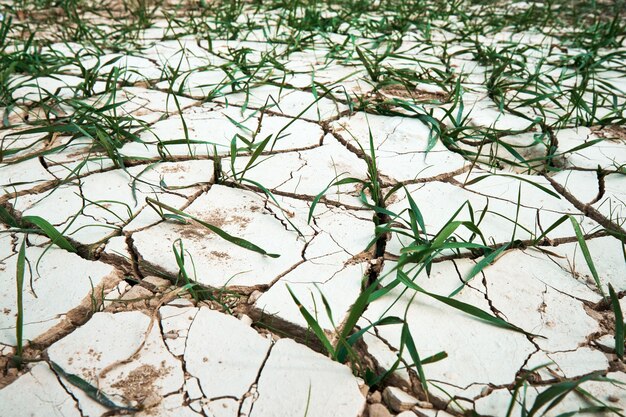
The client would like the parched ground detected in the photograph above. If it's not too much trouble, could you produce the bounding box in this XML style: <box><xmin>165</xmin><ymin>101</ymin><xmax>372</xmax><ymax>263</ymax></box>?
<box><xmin>0</xmin><ymin>0</ymin><xmax>625</xmax><ymax>416</ymax></box>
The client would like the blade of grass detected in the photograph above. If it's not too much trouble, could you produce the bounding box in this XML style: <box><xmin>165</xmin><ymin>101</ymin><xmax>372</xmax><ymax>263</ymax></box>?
<box><xmin>286</xmin><ymin>285</ymin><xmax>335</xmax><ymax>356</ymax></box>
<box><xmin>527</xmin><ymin>373</ymin><xmax>603</xmax><ymax>417</ymax></box>
<box><xmin>609</xmin><ymin>284</ymin><xmax>624</xmax><ymax>359</ymax></box>
<box><xmin>21</xmin><ymin>216</ymin><xmax>77</xmax><ymax>253</ymax></box>
<box><xmin>308</xmin><ymin>175</ymin><xmax>363</xmax><ymax>223</ymax></box>
<box><xmin>401</xmin><ymin>323</ymin><xmax>428</xmax><ymax>398</ymax></box>
<box><xmin>0</xmin><ymin>205</ymin><xmax>19</xmax><ymax>227</ymax></box>
<box><xmin>449</xmin><ymin>243</ymin><xmax>510</xmax><ymax>297</ymax></box>
<box><xmin>146</xmin><ymin>197</ymin><xmax>279</xmax><ymax>258</ymax></box>
<box><xmin>335</xmin><ymin>281</ymin><xmax>379</xmax><ymax>362</ymax></box>
<box><xmin>569</xmin><ymin>215</ymin><xmax>605</xmax><ymax>298</ymax></box>
<box><xmin>50</xmin><ymin>361</ymin><xmax>137</xmax><ymax>412</ymax></box>
<box><xmin>14</xmin><ymin>239</ymin><xmax>26</xmax><ymax>366</ymax></box>
<box><xmin>465</xmin><ymin>174</ymin><xmax>561</xmax><ymax>199</ymax></box>
<box><xmin>396</xmin><ymin>271</ymin><xmax>536</xmax><ymax>336</ymax></box>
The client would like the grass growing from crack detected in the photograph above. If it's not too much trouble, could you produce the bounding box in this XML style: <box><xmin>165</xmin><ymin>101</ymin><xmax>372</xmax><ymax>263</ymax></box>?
<box><xmin>301</xmin><ymin>124</ymin><xmax>537</xmax><ymax>392</ymax></box>
<box><xmin>501</xmin><ymin>366</ymin><xmax>625</xmax><ymax>417</ymax></box>
<box><xmin>1</xmin><ymin>205</ymin><xmax>78</xmax><ymax>266</ymax></box>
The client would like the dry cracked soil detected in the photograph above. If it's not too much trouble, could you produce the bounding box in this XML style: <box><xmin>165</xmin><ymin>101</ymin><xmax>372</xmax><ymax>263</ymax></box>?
<box><xmin>0</xmin><ymin>0</ymin><xmax>626</xmax><ymax>416</ymax></box>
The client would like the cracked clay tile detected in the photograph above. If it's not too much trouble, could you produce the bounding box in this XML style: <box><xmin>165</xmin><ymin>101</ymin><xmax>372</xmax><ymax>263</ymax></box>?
<box><xmin>549</xmin><ymin>169</ymin><xmax>601</xmax><ymax>205</ymax></box>
<box><xmin>0</xmin><ymin>363</ymin><xmax>82</xmax><ymax>417</ymax></box>
<box><xmin>544</xmin><ymin>236</ymin><xmax>626</xmax><ymax>292</ymax></box>
<box><xmin>132</xmin><ymin>184</ymin><xmax>305</xmax><ymax>288</ymax></box>
<box><xmin>9</xmin><ymin>74</ymin><xmax>107</xmax><ymax>105</ymax></box>
<box><xmin>254</xmin><ymin>251</ymin><xmax>367</xmax><ymax>331</ymax></box>
<box><xmin>184</xmin><ymin>307</ymin><xmax>272</xmax><ymax>399</ymax></box>
<box><xmin>556</xmin><ymin>127</ymin><xmax>626</xmax><ymax>170</ymax></box>
<box><xmin>124</xmin><ymin>104</ymin><xmax>324</xmax><ymax>159</ymax></box>
<box><xmin>362</xmin><ymin>259</ymin><xmax>536</xmax><ymax>401</ymax></box>
<box><xmin>481</xmin><ymin>250</ymin><xmax>600</xmax><ymax>352</ymax></box>
<box><xmin>250</xmin><ymin>338</ymin><xmax>366</xmax><ymax>417</ymax></box>
<box><xmin>0</xmin><ymin>158</ymin><xmax>57</xmax><ymax>195</ymax></box>
<box><xmin>526</xmin><ymin>347</ymin><xmax>609</xmax><ymax>380</ymax></box>
<box><xmin>47</xmin><ymin>311</ymin><xmax>185</xmax><ymax>416</ymax></box>
<box><xmin>331</xmin><ymin>112</ymin><xmax>468</xmax><ymax>182</ymax></box>
<box><xmin>0</xmin><ymin>246</ymin><xmax>121</xmax><ymax>346</ymax></box>
<box><xmin>215</xmin><ymin>84</ymin><xmax>348</xmax><ymax>122</ymax></box>
<box><xmin>225</xmin><ymin>135</ymin><xmax>368</xmax><ymax>205</ymax></box>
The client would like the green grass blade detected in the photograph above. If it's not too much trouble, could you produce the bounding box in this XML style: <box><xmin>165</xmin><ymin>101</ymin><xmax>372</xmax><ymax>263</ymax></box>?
<box><xmin>431</xmin><ymin>221</ymin><xmax>463</xmax><ymax>247</ymax></box>
<box><xmin>609</xmin><ymin>284</ymin><xmax>624</xmax><ymax>359</ymax></box>
<box><xmin>286</xmin><ymin>285</ymin><xmax>335</xmax><ymax>356</ymax></box>
<box><xmin>345</xmin><ymin>316</ymin><xmax>404</xmax><ymax>348</ymax></box>
<box><xmin>533</xmin><ymin>215</ymin><xmax>568</xmax><ymax>244</ymax></box>
<box><xmin>404</xmin><ymin>187</ymin><xmax>428</xmax><ymax>242</ymax></box>
<box><xmin>569</xmin><ymin>216</ymin><xmax>605</xmax><ymax>298</ymax></box>
<box><xmin>420</xmin><ymin>351</ymin><xmax>448</xmax><ymax>365</ymax></box>
<box><xmin>399</xmin><ymin>273</ymin><xmax>534</xmax><ymax>336</ymax></box>
<box><xmin>50</xmin><ymin>361</ymin><xmax>137</xmax><ymax>412</ymax></box>
<box><xmin>527</xmin><ymin>373</ymin><xmax>602</xmax><ymax>417</ymax></box>
<box><xmin>449</xmin><ymin>243</ymin><xmax>510</xmax><ymax>297</ymax></box>
<box><xmin>146</xmin><ymin>197</ymin><xmax>279</xmax><ymax>258</ymax></box>
<box><xmin>0</xmin><ymin>205</ymin><xmax>19</xmax><ymax>227</ymax></box>
<box><xmin>21</xmin><ymin>216</ymin><xmax>76</xmax><ymax>253</ymax></box>
<box><xmin>335</xmin><ymin>280</ymin><xmax>378</xmax><ymax>362</ymax></box>
<box><xmin>401</xmin><ymin>323</ymin><xmax>428</xmax><ymax>396</ymax></box>
<box><xmin>465</xmin><ymin>174</ymin><xmax>561</xmax><ymax>199</ymax></box>
<box><xmin>240</xmin><ymin>178</ymin><xmax>305</xmax><ymax>238</ymax></box>
<box><xmin>238</xmin><ymin>135</ymin><xmax>271</xmax><ymax>180</ymax></box>
<box><xmin>15</xmin><ymin>239</ymin><xmax>26</xmax><ymax>361</ymax></box>
<box><xmin>308</xmin><ymin>176</ymin><xmax>363</xmax><ymax>223</ymax></box>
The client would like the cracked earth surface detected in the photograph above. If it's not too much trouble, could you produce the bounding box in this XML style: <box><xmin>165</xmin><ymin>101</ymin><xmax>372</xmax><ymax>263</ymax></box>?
<box><xmin>1</xmin><ymin>0</ymin><xmax>626</xmax><ymax>416</ymax></box>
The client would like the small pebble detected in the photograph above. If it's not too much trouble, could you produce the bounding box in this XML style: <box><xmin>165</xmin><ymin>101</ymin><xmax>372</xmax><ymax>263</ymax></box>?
<box><xmin>239</xmin><ymin>314</ymin><xmax>253</xmax><ymax>326</ymax></box>
<box><xmin>368</xmin><ymin>403</ymin><xmax>392</xmax><ymax>417</ymax></box>
<box><xmin>369</xmin><ymin>390</ymin><xmax>382</xmax><ymax>403</ymax></box>
<box><xmin>248</xmin><ymin>290</ymin><xmax>263</xmax><ymax>304</ymax></box>
<box><xmin>383</xmin><ymin>386</ymin><xmax>419</xmax><ymax>412</ymax></box>
<box><xmin>416</xmin><ymin>400</ymin><xmax>433</xmax><ymax>408</ymax></box>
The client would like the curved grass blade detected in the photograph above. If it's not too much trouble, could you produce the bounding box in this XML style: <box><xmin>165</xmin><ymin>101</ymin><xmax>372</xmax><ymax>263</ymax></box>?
<box><xmin>465</xmin><ymin>174</ymin><xmax>561</xmax><ymax>199</ymax></box>
<box><xmin>533</xmin><ymin>214</ymin><xmax>568</xmax><ymax>244</ymax></box>
<box><xmin>0</xmin><ymin>205</ymin><xmax>19</xmax><ymax>227</ymax></box>
<box><xmin>238</xmin><ymin>134</ymin><xmax>272</xmax><ymax>180</ymax></box>
<box><xmin>420</xmin><ymin>351</ymin><xmax>448</xmax><ymax>365</ymax></box>
<box><xmin>345</xmin><ymin>316</ymin><xmax>404</xmax><ymax>351</ymax></box>
<box><xmin>21</xmin><ymin>216</ymin><xmax>76</xmax><ymax>253</ymax></box>
<box><xmin>308</xmin><ymin>175</ymin><xmax>362</xmax><ymax>223</ymax></box>
<box><xmin>145</xmin><ymin>197</ymin><xmax>279</xmax><ymax>258</ymax></box>
<box><xmin>286</xmin><ymin>285</ymin><xmax>335</xmax><ymax>357</ymax></box>
<box><xmin>240</xmin><ymin>178</ymin><xmax>304</xmax><ymax>238</ymax></box>
<box><xmin>527</xmin><ymin>373</ymin><xmax>603</xmax><ymax>417</ymax></box>
<box><xmin>404</xmin><ymin>187</ymin><xmax>428</xmax><ymax>242</ymax></box>
<box><xmin>50</xmin><ymin>361</ymin><xmax>137</xmax><ymax>413</ymax></box>
<box><xmin>335</xmin><ymin>280</ymin><xmax>379</xmax><ymax>362</ymax></box>
<box><xmin>397</xmin><ymin>271</ymin><xmax>536</xmax><ymax>336</ymax></box>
